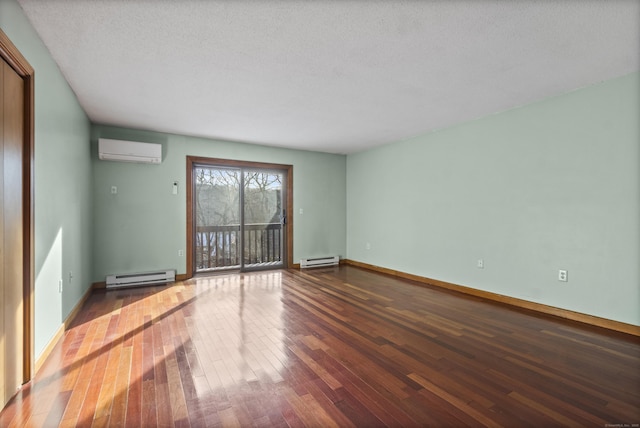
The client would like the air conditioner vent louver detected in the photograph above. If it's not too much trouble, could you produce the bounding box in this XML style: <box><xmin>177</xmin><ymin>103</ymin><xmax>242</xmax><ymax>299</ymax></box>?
<box><xmin>300</xmin><ymin>256</ymin><xmax>339</xmax><ymax>269</ymax></box>
<box><xmin>106</xmin><ymin>270</ymin><xmax>175</xmax><ymax>289</ymax></box>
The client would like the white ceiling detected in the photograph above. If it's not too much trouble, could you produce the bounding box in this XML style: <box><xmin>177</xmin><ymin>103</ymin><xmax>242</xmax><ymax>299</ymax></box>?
<box><xmin>17</xmin><ymin>0</ymin><xmax>640</xmax><ymax>154</ymax></box>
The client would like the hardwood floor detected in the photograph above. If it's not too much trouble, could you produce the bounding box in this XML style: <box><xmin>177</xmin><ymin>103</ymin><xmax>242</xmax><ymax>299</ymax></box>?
<box><xmin>2</xmin><ymin>266</ymin><xmax>639</xmax><ymax>427</ymax></box>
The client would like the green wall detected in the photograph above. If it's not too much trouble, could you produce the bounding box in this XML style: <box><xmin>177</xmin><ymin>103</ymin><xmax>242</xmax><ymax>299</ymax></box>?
<box><xmin>347</xmin><ymin>72</ymin><xmax>640</xmax><ymax>326</ymax></box>
<box><xmin>1</xmin><ymin>0</ymin><xmax>93</xmax><ymax>357</ymax></box>
<box><xmin>91</xmin><ymin>125</ymin><xmax>347</xmax><ymax>281</ymax></box>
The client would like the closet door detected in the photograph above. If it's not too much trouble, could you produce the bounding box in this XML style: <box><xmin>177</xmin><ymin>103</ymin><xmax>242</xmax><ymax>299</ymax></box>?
<box><xmin>1</xmin><ymin>55</ymin><xmax>25</xmax><ymax>408</ymax></box>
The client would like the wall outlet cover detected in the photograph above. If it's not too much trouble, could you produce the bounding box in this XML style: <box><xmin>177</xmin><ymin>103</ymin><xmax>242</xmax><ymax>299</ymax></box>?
<box><xmin>558</xmin><ymin>270</ymin><xmax>568</xmax><ymax>282</ymax></box>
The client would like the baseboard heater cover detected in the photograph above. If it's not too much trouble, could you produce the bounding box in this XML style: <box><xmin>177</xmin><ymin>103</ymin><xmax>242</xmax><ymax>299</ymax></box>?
<box><xmin>106</xmin><ymin>269</ymin><xmax>176</xmax><ymax>289</ymax></box>
<box><xmin>300</xmin><ymin>256</ymin><xmax>339</xmax><ymax>269</ymax></box>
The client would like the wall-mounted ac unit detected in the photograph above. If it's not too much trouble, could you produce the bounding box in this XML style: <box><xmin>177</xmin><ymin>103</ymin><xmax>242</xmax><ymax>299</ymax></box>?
<box><xmin>98</xmin><ymin>138</ymin><xmax>162</xmax><ymax>164</ymax></box>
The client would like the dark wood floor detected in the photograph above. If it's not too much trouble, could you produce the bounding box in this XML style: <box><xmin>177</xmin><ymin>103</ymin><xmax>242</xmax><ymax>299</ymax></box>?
<box><xmin>2</xmin><ymin>266</ymin><xmax>639</xmax><ymax>427</ymax></box>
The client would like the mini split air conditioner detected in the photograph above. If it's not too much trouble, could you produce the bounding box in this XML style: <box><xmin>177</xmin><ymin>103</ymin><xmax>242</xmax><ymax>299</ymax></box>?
<box><xmin>98</xmin><ymin>138</ymin><xmax>162</xmax><ymax>164</ymax></box>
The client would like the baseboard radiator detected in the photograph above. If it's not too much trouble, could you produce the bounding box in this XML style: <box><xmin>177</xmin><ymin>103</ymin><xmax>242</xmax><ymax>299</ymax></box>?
<box><xmin>106</xmin><ymin>269</ymin><xmax>176</xmax><ymax>289</ymax></box>
<box><xmin>300</xmin><ymin>256</ymin><xmax>340</xmax><ymax>269</ymax></box>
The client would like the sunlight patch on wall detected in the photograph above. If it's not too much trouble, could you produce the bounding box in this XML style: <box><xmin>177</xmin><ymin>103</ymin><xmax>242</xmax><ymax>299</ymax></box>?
<box><xmin>34</xmin><ymin>227</ymin><xmax>63</xmax><ymax>357</ymax></box>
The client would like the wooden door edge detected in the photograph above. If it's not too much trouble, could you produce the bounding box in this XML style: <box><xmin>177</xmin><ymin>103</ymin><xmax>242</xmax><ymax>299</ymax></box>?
<box><xmin>0</xmin><ymin>28</ymin><xmax>35</xmax><ymax>383</ymax></box>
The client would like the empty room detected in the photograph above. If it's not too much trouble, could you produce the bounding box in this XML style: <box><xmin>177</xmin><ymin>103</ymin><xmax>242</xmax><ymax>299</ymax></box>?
<box><xmin>1</xmin><ymin>0</ymin><xmax>638</xmax><ymax>426</ymax></box>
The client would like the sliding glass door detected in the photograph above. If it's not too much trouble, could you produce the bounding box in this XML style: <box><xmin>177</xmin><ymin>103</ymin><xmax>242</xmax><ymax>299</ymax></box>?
<box><xmin>193</xmin><ymin>164</ymin><xmax>286</xmax><ymax>272</ymax></box>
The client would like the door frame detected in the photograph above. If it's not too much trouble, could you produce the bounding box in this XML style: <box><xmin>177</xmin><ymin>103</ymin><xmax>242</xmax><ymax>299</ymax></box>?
<box><xmin>186</xmin><ymin>156</ymin><xmax>293</xmax><ymax>277</ymax></box>
<box><xmin>0</xmin><ymin>29</ymin><xmax>35</xmax><ymax>382</ymax></box>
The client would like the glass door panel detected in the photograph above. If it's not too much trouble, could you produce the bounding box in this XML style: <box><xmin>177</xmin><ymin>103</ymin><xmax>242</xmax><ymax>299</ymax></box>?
<box><xmin>194</xmin><ymin>166</ymin><xmax>241</xmax><ymax>271</ymax></box>
<box><xmin>243</xmin><ymin>170</ymin><xmax>284</xmax><ymax>269</ymax></box>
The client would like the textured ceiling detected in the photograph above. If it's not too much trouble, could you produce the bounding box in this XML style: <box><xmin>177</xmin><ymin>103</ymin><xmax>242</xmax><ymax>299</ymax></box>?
<box><xmin>17</xmin><ymin>0</ymin><xmax>640</xmax><ymax>154</ymax></box>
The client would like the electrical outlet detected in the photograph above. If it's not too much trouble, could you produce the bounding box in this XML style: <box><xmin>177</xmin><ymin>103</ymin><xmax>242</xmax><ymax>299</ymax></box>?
<box><xmin>365</xmin><ymin>242</ymin><xmax>371</xmax><ymax>250</ymax></box>
<box><xmin>178</xmin><ymin>249</ymin><xmax>184</xmax><ymax>256</ymax></box>
<box><xmin>558</xmin><ymin>270</ymin><xmax>568</xmax><ymax>282</ymax></box>
<box><xmin>111</xmin><ymin>185</ymin><xmax>117</xmax><ymax>194</ymax></box>
<box><xmin>477</xmin><ymin>259</ymin><xmax>484</xmax><ymax>269</ymax></box>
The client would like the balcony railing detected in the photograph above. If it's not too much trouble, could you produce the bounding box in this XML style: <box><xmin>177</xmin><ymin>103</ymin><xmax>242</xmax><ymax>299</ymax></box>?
<box><xmin>195</xmin><ymin>223</ymin><xmax>283</xmax><ymax>271</ymax></box>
